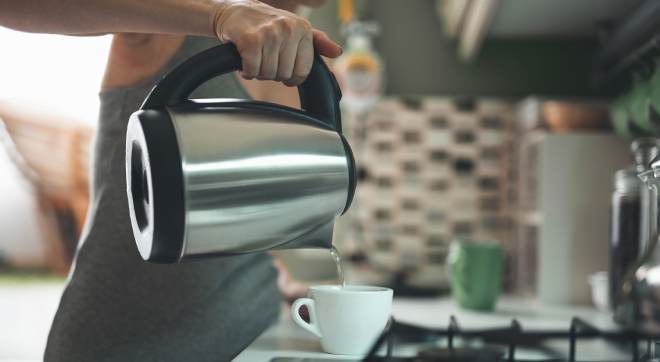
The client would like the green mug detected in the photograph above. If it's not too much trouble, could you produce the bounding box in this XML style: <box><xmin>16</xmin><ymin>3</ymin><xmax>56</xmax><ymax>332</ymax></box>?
<box><xmin>448</xmin><ymin>239</ymin><xmax>502</xmax><ymax>311</ymax></box>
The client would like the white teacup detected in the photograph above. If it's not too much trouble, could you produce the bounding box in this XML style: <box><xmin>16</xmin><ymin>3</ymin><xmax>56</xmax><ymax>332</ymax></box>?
<box><xmin>291</xmin><ymin>285</ymin><xmax>393</xmax><ymax>355</ymax></box>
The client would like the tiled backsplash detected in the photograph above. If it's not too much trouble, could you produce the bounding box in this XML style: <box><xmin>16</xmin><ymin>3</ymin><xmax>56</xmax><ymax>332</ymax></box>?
<box><xmin>340</xmin><ymin>97</ymin><xmax>516</xmax><ymax>290</ymax></box>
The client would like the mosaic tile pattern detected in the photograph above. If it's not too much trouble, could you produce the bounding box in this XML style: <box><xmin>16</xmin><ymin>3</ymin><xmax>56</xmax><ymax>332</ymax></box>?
<box><xmin>342</xmin><ymin>97</ymin><xmax>516</xmax><ymax>289</ymax></box>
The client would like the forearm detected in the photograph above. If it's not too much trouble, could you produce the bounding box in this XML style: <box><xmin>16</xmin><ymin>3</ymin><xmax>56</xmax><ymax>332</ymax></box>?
<box><xmin>0</xmin><ymin>0</ymin><xmax>223</xmax><ymax>36</ymax></box>
<box><xmin>0</xmin><ymin>0</ymin><xmax>342</xmax><ymax>86</ymax></box>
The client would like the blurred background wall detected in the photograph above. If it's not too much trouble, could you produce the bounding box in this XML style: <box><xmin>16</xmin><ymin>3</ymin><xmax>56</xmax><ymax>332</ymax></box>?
<box><xmin>309</xmin><ymin>0</ymin><xmax>616</xmax><ymax>97</ymax></box>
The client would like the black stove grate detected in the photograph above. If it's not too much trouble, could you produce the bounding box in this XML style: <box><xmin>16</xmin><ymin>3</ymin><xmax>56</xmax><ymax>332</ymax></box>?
<box><xmin>361</xmin><ymin>316</ymin><xmax>660</xmax><ymax>362</ymax></box>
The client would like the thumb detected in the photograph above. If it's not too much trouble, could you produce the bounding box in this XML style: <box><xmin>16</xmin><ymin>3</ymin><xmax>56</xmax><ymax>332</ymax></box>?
<box><xmin>312</xmin><ymin>29</ymin><xmax>342</xmax><ymax>58</ymax></box>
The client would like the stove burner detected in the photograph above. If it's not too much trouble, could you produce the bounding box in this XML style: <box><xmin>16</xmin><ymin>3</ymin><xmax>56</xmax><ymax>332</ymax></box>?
<box><xmin>417</xmin><ymin>346</ymin><xmax>504</xmax><ymax>362</ymax></box>
<box><xmin>363</xmin><ymin>315</ymin><xmax>660</xmax><ymax>362</ymax></box>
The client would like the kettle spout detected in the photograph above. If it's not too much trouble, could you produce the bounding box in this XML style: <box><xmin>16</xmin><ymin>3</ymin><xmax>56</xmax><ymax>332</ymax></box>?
<box><xmin>275</xmin><ymin>219</ymin><xmax>335</xmax><ymax>250</ymax></box>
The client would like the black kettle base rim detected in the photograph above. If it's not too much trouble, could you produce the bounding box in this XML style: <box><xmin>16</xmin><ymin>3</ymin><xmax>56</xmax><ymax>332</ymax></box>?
<box><xmin>126</xmin><ymin>108</ymin><xmax>186</xmax><ymax>263</ymax></box>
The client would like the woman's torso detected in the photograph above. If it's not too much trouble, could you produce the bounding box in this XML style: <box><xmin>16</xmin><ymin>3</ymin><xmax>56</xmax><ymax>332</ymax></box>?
<box><xmin>45</xmin><ymin>35</ymin><xmax>284</xmax><ymax>362</ymax></box>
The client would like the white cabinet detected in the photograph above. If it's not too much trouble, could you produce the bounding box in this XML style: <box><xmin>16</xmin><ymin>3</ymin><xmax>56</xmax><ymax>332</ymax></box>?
<box><xmin>516</xmin><ymin>132</ymin><xmax>630</xmax><ymax>304</ymax></box>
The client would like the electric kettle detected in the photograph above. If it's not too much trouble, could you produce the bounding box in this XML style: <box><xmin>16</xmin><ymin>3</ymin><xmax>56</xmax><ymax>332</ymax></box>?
<box><xmin>125</xmin><ymin>44</ymin><xmax>356</xmax><ymax>263</ymax></box>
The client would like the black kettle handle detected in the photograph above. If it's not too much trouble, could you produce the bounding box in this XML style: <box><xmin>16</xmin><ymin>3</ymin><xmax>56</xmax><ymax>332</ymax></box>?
<box><xmin>141</xmin><ymin>43</ymin><xmax>342</xmax><ymax>132</ymax></box>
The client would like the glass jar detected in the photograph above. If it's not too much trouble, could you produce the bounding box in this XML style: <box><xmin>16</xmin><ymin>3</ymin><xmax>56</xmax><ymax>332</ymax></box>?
<box><xmin>610</xmin><ymin>168</ymin><xmax>642</xmax><ymax>308</ymax></box>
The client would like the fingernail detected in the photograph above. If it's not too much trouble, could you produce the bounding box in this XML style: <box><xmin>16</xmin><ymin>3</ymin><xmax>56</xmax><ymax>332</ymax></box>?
<box><xmin>339</xmin><ymin>47</ymin><xmax>343</xmax><ymax>55</ymax></box>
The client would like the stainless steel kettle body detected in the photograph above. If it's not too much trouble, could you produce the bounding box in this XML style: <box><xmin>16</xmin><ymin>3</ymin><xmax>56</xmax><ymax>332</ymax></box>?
<box><xmin>125</xmin><ymin>44</ymin><xmax>355</xmax><ymax>263</ymax></box>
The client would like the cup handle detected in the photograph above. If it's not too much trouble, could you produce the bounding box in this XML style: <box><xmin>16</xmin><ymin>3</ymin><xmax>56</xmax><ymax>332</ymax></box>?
<box><xmin>291</xmin><ymin>298</ymin><xmax>322</xmax><ymax>338</ymax></box>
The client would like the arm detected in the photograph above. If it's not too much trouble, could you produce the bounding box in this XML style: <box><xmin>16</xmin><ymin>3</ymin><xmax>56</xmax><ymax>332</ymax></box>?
<box><xmin>0</xmin><ymin>0</ymin><xmax>341</xmax><ymax>85</ymax></box>
<box><xmin>272</xmin><ymin>256</ymin><xmax>309</xmax><ymax>304</ymax></box>
<box><xmin>0</xmin><ymin>0</ymin><xmax>219</xmax><ymax>37</ymax></box>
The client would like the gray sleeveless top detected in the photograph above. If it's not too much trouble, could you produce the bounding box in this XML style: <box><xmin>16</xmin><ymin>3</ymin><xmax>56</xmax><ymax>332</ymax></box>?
<box><xmin>45</xmin><ymin>36</ymin><xmax>280</xmax><ymax>362</ymax></box>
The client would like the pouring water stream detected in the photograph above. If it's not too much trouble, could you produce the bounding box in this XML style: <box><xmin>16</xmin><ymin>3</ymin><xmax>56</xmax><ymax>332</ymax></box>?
<box><xmin>330</xmin><ymin>246</ymin><xmax>346</xmax><ymax>288</ymax></box>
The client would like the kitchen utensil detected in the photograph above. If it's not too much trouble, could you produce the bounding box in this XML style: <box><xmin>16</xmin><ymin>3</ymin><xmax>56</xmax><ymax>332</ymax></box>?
<box><xmin>448</xmin><ymin>239</ymin><xmax>502</xmax><ymax>311</ymax></box>
<box><xmin>125</xmin><ymin>44</ymin><xmax>356</xmax><ymax>263</ymax></box>
<box><xmin>291</xmin><ymin>285</ymin><xmax>393</xmax><ymax>355</ymax></box>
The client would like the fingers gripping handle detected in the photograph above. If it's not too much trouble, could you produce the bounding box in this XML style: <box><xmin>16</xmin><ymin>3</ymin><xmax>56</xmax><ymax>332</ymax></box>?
<box><xmin>141</xmin><ymin>43</ymin><xmax>342</xmax><ymax>132</ymax></box>
<box><xmin>291</xmin><ymin>298</ymin><xmax>322</xmax><ymax>338</ymax></box>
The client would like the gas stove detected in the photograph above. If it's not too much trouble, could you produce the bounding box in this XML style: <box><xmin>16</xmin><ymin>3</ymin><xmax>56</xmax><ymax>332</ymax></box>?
<box><xmin>264</xmin><ymin>298</ymin><xmax>660</xmax><ymax>362</ymax></box>
<box><xmin>361</xmin><ymin>316</ymin><xmax>660</xmax><ymax>362</ymax></box>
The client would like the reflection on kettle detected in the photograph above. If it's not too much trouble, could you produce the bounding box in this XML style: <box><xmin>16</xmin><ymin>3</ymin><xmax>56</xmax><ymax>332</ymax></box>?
<box><xmin>124</xmin><ymin>44</ymin><xmax>356</xmax><ymax>263</ymax></box>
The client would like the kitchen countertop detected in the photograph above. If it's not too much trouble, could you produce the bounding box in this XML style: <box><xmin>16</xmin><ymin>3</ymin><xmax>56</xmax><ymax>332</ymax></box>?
<box><xmin>232</xmin><ymin>296</ymin><xmax>627</xmax><ymax>362</ymax></box>
<box><xmin>232</xmin><ymin>314</ymin><xmax>354</xmax><ymax>362</ymax></box>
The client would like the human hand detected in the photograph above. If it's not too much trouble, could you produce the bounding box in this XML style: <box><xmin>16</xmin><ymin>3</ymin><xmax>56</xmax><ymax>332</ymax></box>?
<box><xmin>212</xmin><ymin>0</ymin><xmax>342</xmax><ymax>86</ymax></box>
<box><xmin>273</xmin><ymin>257</ymin><xmax>309</xmax><ymax>304</ymax></box>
